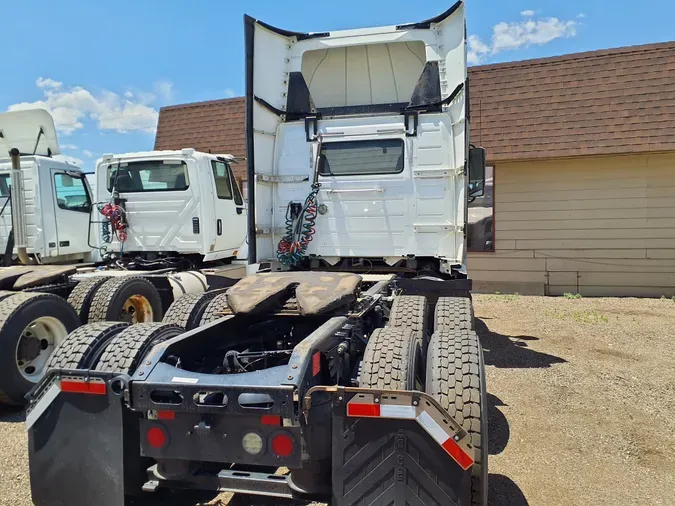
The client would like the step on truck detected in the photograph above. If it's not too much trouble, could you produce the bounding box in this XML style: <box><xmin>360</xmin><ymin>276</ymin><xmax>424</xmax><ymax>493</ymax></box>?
<box><xmin>26</xmin><ymin>2</ymin><xmax>489</xmax><ymax>504</ymax></box>
<box><xmin>0</xmin><ymin>110</ymin><xmax>247</xmax><ymax>404</ymax></box>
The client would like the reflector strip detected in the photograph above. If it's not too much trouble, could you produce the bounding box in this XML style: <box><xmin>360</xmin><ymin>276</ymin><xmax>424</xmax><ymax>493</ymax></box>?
<box><xmin>157</xmin><ymin>410</ymin><xmax>175</xmax><ymax>420</ymax></box>
<box><xmin>380</xmin><ymin>405</ymin><xmax>417</xmax><ymax>419</ymax></box>
<box><xmin>60</xmin><ymin>379</ymin><xmax>106</xmax><ymax>395</ymax></box>
<box><xmin>312</xmin><ymin>352</ymin><xmax>321</xmax><ymax>376</ymax></box>
<box><xmin>261</xmin><ymin>415</ymin><xmax>281</xmax><ymax>425</ymax></box>
<box><xmin>442</xmin><ymin>437</ymin><xmax>475</xmax><ymax>471</ymax></box>
<box><xmin>346</xmin><ymin>403</ymin><xmax>381</xmax><ymax>417</ymax></box>
<box><xmin>417</xmin><ymin>411</ymin><xmax>474</xmax><ymax>471</ymax></box>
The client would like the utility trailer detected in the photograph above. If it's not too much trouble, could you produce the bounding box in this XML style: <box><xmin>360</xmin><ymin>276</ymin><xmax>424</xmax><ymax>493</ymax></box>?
<box><xmin>26</xmin><ymin>2</ymin><xmax>489</xmax><ymax>504</ymax></box>
<box><xmin>0</xmin><ymin>110</ymin><xmax>247</xmax><ymax>405</ymax></box>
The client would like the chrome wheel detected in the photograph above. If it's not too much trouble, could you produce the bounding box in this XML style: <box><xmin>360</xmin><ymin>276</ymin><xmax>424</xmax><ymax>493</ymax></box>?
<box><xmin>16</xmin><ymin>316</ymin><xmax>68</xmax><ymax>382</ymax></box>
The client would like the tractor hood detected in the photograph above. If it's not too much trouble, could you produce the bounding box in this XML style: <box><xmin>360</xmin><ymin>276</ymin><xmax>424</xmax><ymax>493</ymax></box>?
<box><xmin>0</xmin><ymin>109</ymin><xmax>60</xmax><ymax>157</ymax></box>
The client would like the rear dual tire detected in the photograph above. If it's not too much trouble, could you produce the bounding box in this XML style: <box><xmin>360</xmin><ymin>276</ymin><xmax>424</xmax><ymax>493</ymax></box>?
<box><xmin>162</xmin><ymin>290</ymin><xmax>226</xmax><ymax>330</ymax></box>
<box><xmin>426</xmin><ymin>329</ymin><xmax>488</xmax><ymax>506</ymax></box>
<box><xmin>87</xmin><ymin>277</ymin><xmax>163</xmax><ymax>324</ymax></box>
<box><xmin>0</xmin><ymin>293</ymin><xmax>80</xmax><ymax>405</ymax></box>
<box><xmin>95</xmin><ymin>323</ymin><xmax>183</xmax><ymax>375</ymax></box>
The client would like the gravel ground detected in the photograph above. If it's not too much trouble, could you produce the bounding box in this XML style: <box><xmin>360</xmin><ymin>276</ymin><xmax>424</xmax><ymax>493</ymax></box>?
<box><xmin>2</xmin><ymin>295</ymin><xmax>675</xmax><ymax>505</ymax></box>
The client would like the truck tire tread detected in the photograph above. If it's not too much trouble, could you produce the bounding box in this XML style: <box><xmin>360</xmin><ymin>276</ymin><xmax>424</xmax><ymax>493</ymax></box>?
<box><xmin>67</xmin><ymin>277</ymin><xmax>109</xmax><ymax>324</ymax></box>
<box><xmin>360</xmin><ymin>326</ymin><xmax>419</xmax><ymax>390</ymax></box>
<box><xmin>87</xmin><ymin>276</ymin><xmax>163</xmax><ymax>323</ymax></box>
<box><xmin>162</xmin><ymin>290</ymin><xmax>225</xmax><ymax>330</ymax></box>
<box><xmin>47</xmin><ymin>322</ymin><xmax>130</xmax><ymax>370</ymax></box>
<box><xmin>388</xmin><ymin>295</ymin><xmax>428</xmax><ymax>346</ymax></box>
<box><xmin>426</xmin><ymin>329</ymin><xmax>487</xmax><ymax>506</ymax></box>
<box><xmin>434</xmin><ymin>296</ymin><xmax>475</xmax><ymax>332</ymax></box>
<box><xmin>199</xmin><ymin>293</ymin><xmax>231</xmax><ymax>326</ymax></box>
<box><xmin>95</xmin><ymin>323</ymin><xmax>183</xmax><ymax>375</ymax></box>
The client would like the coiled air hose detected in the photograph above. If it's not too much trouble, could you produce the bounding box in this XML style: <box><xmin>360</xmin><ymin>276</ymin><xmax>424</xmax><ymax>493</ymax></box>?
<box><xmin>276</xmin><ymin>182</ymin><xmax>321</xmax><ymax>266</ymax></box>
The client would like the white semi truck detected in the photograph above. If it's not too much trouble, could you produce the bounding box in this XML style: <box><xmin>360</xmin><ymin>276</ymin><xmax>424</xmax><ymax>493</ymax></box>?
<box><xmin>0</xmin><ymin>109</ymin><xmax>247</xmax><ymax>404</ymax></box>
<box><xmin>26</xmin><ymin>2</ymin><xmax>490</xmax><ymax>505</ymax></box>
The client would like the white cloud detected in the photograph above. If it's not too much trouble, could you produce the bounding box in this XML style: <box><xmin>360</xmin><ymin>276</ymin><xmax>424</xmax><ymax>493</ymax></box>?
<box><xmin>53</xmin><ymin>154</ymin><xmax>83</xmax><ymax>166</ymax></box>
<box><xmin>36</xmin><ymin>77</ymin><xmax>62</xmax><ymax>89</ymax></box>
<box><xmin>224</xmin><ymin>88</ymin><xmax>237</xmax><ymax>98</ymax></box>
<box><xmin>8</xmin><ymin>79</ymin><xmax>160</xmax><ymax>135</ymax></box>
<box><xmin>124</xmin><ymin>91</ymin><xmax>134</xmax><ymax>98</ymax></box>
<box><xmin>468</xmin><ymin>35</ymin><xmax>491</xmax><ymax>65</ymax></box>
<box><xmin>60</xmin><ymin>143</ymin><xmax>78</xmax><ymax>150</ymax></box>
<box><xmin>469</xmin><ymin>14</ymin><xmax>579</xmax><ymax>65</ymax></box>
<box><xmin>82</xmin><ymin>149</ymin><xmax>93</xmax><ymax>157</ymax></box>
<box><xmin>521</xmin><ymin>10</ymin><xmax>535</xmax><ymax>17</ymax></box>
<box><xmin>577</xmin><ymin>13</ymin><xmax>586</xmax><ymax>19</ymax></box>
<box><xmin>154</xmin><ymin>80</ymin><xmax>174</xmax><ymax>102</ymax></box>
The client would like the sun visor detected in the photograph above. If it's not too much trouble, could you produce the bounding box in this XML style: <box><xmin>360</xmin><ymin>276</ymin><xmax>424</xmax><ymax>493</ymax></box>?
<box><xmin>0</xmin><ymin>109</ymin><xmax>60</xmax><ymax>157</ymax></box>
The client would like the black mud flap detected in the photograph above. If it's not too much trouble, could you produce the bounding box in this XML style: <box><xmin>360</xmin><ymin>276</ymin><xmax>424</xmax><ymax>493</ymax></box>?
<box><xmin>26</xmin><ymin>371</ymin><xmax>141</xmax><ymax>506</ymax></box>
<box><xmin>305</xmin><ymin>387</ymin><xmax>474</xmax><ymax>506</ymax></box>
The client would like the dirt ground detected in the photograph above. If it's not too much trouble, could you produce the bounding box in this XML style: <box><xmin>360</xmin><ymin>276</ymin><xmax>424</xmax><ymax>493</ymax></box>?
<box><xmin>2</xmin><ymin>295</ymin><xmax>675</xmax><ymax>506</ymax></box>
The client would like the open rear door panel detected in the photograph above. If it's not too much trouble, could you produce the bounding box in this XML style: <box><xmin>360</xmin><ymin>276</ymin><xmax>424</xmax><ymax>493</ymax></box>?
<box><xmin>245</xmin><ymin>2</ymin><xmax>467</xmax><ymax>264</ymax></box>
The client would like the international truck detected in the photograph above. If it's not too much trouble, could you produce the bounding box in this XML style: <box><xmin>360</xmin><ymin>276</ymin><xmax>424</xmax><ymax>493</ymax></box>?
<box><xmin>0</xmin><ymin>109</ymin><xmax>247</xmax><ymax>404</ymax></box>
<box><xmin>26</xmin><ymin>2</ymin><xmax>489</xmax><ymax>505</ymax></box>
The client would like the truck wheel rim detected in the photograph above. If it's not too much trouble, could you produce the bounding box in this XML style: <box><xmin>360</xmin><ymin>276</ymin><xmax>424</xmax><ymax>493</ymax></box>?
<box><xmin>16</xmin><ymin>316</ymin><xmax>68</xmax><ymax>383</ymax></box>
<box><xmin>122</xmin><ymin>295</ymin><xmax>154</xmax><ymax>323</ymax></box>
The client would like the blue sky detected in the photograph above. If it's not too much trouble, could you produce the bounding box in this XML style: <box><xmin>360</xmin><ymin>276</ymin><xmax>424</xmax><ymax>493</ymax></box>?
<box><xmin>2</xmin><ymin>0</ymin><xmax>674</xmax><ymax>171</ymax></box>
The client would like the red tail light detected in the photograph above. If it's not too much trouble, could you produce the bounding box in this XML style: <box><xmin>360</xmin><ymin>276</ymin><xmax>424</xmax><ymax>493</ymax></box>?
<box><xmin>146</xmin><ymin>426</ymin><xmax>167</xmax><ymax>449</ymax></box>
<box><xmin>271</xmin><ymin>433</ymin><xmax>294</xmax><ymax>457</ymax></box>
<box><xmin>261</xmin><ymin>415</ymin><xmax>281</xmax><ymax>426</ymax></box>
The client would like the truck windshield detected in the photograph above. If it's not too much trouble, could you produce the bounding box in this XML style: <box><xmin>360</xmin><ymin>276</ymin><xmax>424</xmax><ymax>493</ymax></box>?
<box><xmin>106</xmin><ymin>160</ymin><xmax>189</xmax><ymax>192</ymax></box>
<box><xmin>318</xmin><ymin>139</ymin><xmax>404</xmax><ymax>176</ymax></box>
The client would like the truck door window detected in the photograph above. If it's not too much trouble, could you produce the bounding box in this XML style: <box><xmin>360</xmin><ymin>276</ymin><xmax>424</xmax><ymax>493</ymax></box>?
<box><xmin>0</xmin><ymin>174</ymin><xmax>11</xmax><ymax>197</ymax></box>
<box><xmin>54</xmin><ymin>173</ymin><xmax>91</xmax><ymax>213</ymax></box>
<box><xmin>227</xmin><ymin>165</ymin><xmax>244</xmax><ymax>206</ymax></box>
<box><xmin>319</xmin><ymin>139</ymin><xmax>404</xmax><ymax>176</ymax></box>
<box><xmin>106</xmin><ymin>161</ymin><xmax>189</xmax><ymax>192</ymax></box>
<box><xmin>211</xmin><ymin>161</ymin><xmax>233</xmax><ymax>200</ymax></box>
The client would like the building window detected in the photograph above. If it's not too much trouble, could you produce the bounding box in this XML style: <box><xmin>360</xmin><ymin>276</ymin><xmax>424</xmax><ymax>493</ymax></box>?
<box><xmin>468</xmin><ymin>166</ymin><xmax>494</xmax><ymax>252</ymax></box>
<box><xmin>54</xmin><ymin>173</ymin><xmax>91</xmax><ymax>213</ymax></box>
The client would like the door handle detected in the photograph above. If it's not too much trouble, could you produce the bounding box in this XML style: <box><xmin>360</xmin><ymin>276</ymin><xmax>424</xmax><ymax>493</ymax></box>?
<box><xmin>217</xmin><ymin>219</ymin><xmax>222</xmax><ymax>236</ymax></box>
<box><xmin>236</xmin><ymin>207</ymin><xmax>244</xmax><ymax>215</ymax></box>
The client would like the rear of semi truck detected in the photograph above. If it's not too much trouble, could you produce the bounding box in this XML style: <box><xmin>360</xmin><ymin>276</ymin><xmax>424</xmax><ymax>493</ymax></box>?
<box><xmin>26</xmin><ymin>3</ymin><xmax>488</xmax><ymax>505</ymax></box>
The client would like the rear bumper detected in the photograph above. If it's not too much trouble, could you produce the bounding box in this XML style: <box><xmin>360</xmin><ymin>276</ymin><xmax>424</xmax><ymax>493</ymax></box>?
<box><xmin>27</xmin><ymin>371</ymin><xmax>475</xmax><ymax>506</ymax></box>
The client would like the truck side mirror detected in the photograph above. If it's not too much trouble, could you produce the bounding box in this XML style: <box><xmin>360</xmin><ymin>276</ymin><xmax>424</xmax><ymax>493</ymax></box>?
<box><xmin>468</xmin><ymin>147</ymin><xmax>486</xmax><ymax>198</ymax></box>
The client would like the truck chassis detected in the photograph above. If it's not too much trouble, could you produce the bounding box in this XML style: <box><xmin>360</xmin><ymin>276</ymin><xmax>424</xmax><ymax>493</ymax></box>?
<box><xmin>26</xmin><ymin>271</ymin><xmax>487</xmax><ymax>506</ymax></box>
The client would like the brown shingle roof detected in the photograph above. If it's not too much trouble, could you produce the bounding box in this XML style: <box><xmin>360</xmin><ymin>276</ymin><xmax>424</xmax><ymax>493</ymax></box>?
<box><xmin>154</xmin><ymin>97</ymin><xmax>246</xmax><ymax>179</ymax></box>
<box><xmin>470</xmin><ymin>41</ymin><xmax>675</xmax><ymax>161</ymax></box>
<box><xmin>154</xmin><ymin>41</ymin><xmax>675</xmax><ymax>168</ymax></box>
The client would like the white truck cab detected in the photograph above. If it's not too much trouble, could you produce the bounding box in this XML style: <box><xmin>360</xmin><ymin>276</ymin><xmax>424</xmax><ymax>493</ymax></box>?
<box><xmin>245</xmin><ymin>1</ymin><xmax>485</xmax><ymax>276</ymax></box>
<box><xmin>95</xmin><ymin>149</ymin><xmax>246</xmax><ymax>262</ymax></box>
<box><xmin>0</xmin><ymin>109</ymin><xmax>93</xmax><ymax>264</ymax></box>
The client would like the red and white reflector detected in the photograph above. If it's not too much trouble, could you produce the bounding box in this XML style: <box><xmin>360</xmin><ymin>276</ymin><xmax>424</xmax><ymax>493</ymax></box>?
<box><xmin>60</xmin><ymin>378</ymin><xmax>106</xmax><ymax>396</ymax></box>
<box><xmin>346</xmin><ymin>403</ymin><xmax>417</xmax><ymax>419</ymax></box>
<box><xmin>416</xmin><ymin>411</ymin><xmax>474</xmax><ymax>471</ymax></box>
<box><xmin>346</xmin><ymin>396</ymin><xmax>474</xmax><ymax>471</ymax></box>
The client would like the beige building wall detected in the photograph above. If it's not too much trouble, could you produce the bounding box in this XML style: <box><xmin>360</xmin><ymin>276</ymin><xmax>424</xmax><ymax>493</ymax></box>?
<box><xmin>467</xmin><ymin>152</ymin><xmax>675</xmax><ymax>297</ymax></box>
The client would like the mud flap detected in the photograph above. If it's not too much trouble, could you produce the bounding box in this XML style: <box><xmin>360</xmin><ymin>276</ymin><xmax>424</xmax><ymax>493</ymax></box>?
<box><xmin>306</xmin><ymin>387</ymin><xmax>473</xmax><ymax>506</ymax></box>
<box><xmin>26</xmin><ymin>371</ymin><xmax>141</xmax><ymax>506</ymax></box>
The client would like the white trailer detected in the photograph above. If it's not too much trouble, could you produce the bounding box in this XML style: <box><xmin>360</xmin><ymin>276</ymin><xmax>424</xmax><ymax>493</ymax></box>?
<box><xmin>0</xmin><ymin>110</ymin><xmax>248</xmax><ymax>404</ymax></box>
